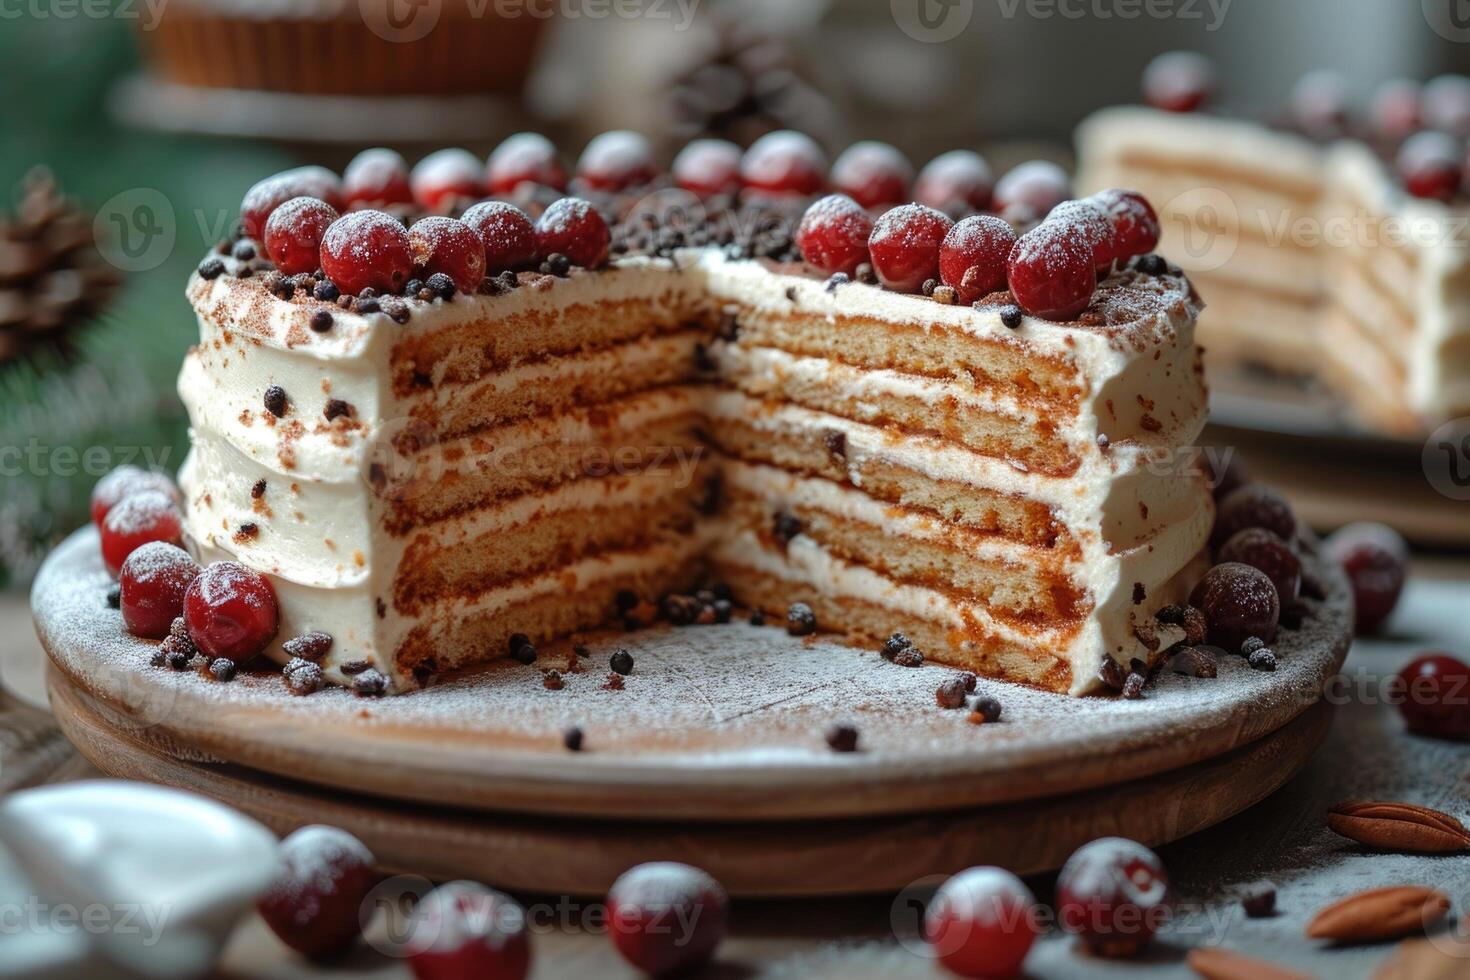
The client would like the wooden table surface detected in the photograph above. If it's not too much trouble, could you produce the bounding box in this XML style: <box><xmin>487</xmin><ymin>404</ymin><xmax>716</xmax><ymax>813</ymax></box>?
<box><xmin>4</xmin><ymin>558</ymin><xmax>1470</xmax><ymax>979</ymax></box>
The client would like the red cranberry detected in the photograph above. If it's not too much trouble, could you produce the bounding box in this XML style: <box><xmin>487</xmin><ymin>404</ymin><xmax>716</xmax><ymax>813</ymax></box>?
<box><xmin>119</xmin><ymin>542</ymin><xmax>200</xmax><ymax>639</ymax></box>
<box><xmin>939</xmin><ymin>214</ymin><xmax>1017</xmax><ymax>304</ymax></box>
<box><xmin>1141</xmin><ymin>51</ymin><xmax>1215</xmax><ymax>113</ymax></box>
<box><xmin>1211</xmin><ymin>484</ymin><xmax>1297</xmax><ymax>548</ymax></box>
<box><xmin>408</xmin><ymin>216</ymin><xmax>486</xmax><ymax>294</ymax></box>
<box><xmin>184</xmin><ymin>561</ymin><xmax>279</xmax><ymax>662</ymax></box>
<box><xmin>91</xmin><ymin>466</ymin><xmax>178</xmax><ymax>526</ymax></box>
<box><xmin>1291</xmin><ymin>70</ymin><xmax>1351</xmax><ymax>137</ymax></box>
<box><xmin>1324</xmin><ymin>522</ymin><xmax>1408</xmax><ymax>634</ymax></box>
<box><xmin>915</xmin><ymin>150</ymin><xmax>994</xmax><ymax>214</ymax></box>
<box><xmin>1203</xmin><ymin>448</ymin><xmax>1249</xmax><ymax>500</ymax></box>
<box><xmin>534</xmin><ymin>197</ymin><xmax>610</xmax><ymax>269</ymax></box>
<box><xmin>1218</xmin><ymin>528</ymin><xmax>1302</xmax><ymax>606</ymax></box>
<box><xmin>258</xmin><ymin>825</ymin><xmax>379</xmax><ymax>959</ymax></box>
<box><xmin>240</xmin><ymin>166</ymin><xmax>343</xmax><ymax>240</ymax></box>
<box><xmin>1396</xmin><ymin>653</ymin><xmax>1470</xmax><ymax>741</ymax></box>
<box><xmin>461</xmin><ymin>201</ymin><xmax>538</xmax><ymax>274</ymax></box>
<box><xmin>265</xmin><ymin>197</ymin><xmax>340</xmax><ymax>276</ymax></box>
<box><xmin>740</xmin><ymin>130</ymin><xmax>828</xmax><ymax>196</ymax></box>
<box><xmin>408</xmin><ymin>881</ymin><xmax>530</xmax><ymax>980</ymax></box>
<box><xmin>410</xmin><ymin>149</ymin><xmax>484</xmax><ymax>211</ymax></box>
<box><xmin>100</xmin><ymin>490</ymin><xmax>183</xmax><ymax>576</ymax></box>
<box><xmin>320</xmin><ymin>210</ymin><xmax>414</xmax><ymax>297</ymax></box>
<box><xmin>1370</xmin><ymin>79</ymin><xmax>1423</xmax><ymax>143</ymax></box>
<box><xmin>992</xmin><ymin>161</ymin><xmax>1070</xmax><ymax>223</ymax></box>
<box><xmin>796</xmin><ymin>194</ymin><xmax>874</xmax><ymax>277</ymax></box>
<box><xmin>924</xmin><ymin>867</ymin><xmax>1039</xmax><ymax>979</ymax></box>
<box><xmin>1189</xmin><ymin>562</ymin><xmax>1280</xmax><ymax>653</ymax></box>
<box><xmin>672</xmin><ymin>139</ymin><xmax>743</xmax><ymax>196</ymax></box>
<box><xmin>1397</xmin><ymin>132</ymin><xmax>1462</xmax><ymax>202</ymax></box>
<box><xmin>1005</xmin><ymin>219</ymin><xmax>1096</xmax><ymax>320</ymax></box>
<box><xmin>1056</xmin><ymin>838</ymin><xmax>1171</xmax><ymax>957</ymax></box>
<box><xmin>831</xmin><ymin>141</ymin><xmax>913</xmax><ymax>209</ymax></box>
<box><xmin>342</xmin><ymin>148</ymin><xmax>413</xmax><ymax>207</ymax></box>
<box><xmin>1048</xmin><ymin>200</ymin><xmax>1117</xmax><ymax>275</ymax></box>
<box><xmin>607</xmin><ymin>862</ymin><xmax>728</xmax><ymax>976</ymax></box>
<box><xmin>1089</xmin><ymin>189</ymin><xmax>1160</xmax><ymax>265</ymax></box>
<box><xmin>1423</xmin><ymin>74</ymin><xmax>1470</xmax><ymax>137</ymax></box>
<box><xmin>487</xmin><ymin>132</ymin><xmax>567</xmax><ymax>195</ymax></box>
<box><xmin>867</xmin><ymin>203</ymin><xmax>953</xmax><ymax>293</ymax></box>
<box><xmin>576</xmin><ymin>130</ymin><xmax>658</xmax><ymax>192</ymax></box>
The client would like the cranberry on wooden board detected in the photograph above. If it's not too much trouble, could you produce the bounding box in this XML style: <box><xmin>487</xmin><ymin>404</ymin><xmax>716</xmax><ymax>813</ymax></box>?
<box><xmin>265</xmin><ymin>197</ymin><xmax>339</xmax><ymax>277</ymax></box>
<box><xmin>868</xmin><ymin>204</ymin><xmax>953</xmax><ymax>293</ymax></box>
<box><xmin>1218</xmin><ymin>527</ymin><xmax>1302</xmax><ymax>606</ymax></box>
<box><xmin>924</xmin><ymin>867</ymin><xmax>1040</xmax><ymax>978</ymax></box>
<box><xmin>410</xmin><ymin>148</ymin><xmax>484</xmax><ymax>211</ymax></box>
<box><xmin>1211</xmin><ymin>484</ymin><xmax>1297</xmax><ymax>548</ymax></box>
<box><xmin>1056</xmin><ymin>837</ymin><xmax>1171</xmax><ymax>957</ymax></box>
<box><xmin>407</xmin><ymin>881</ymin><xmax>531</xmax><ymax>980</ymax></box>
<box><xmin>119</xmin><ymin>542</ymin><xmax>200</xmax><ymax>639</ymax></box>
<box><xmin>1189</xmin><ymin>562</ymin><xmax>1280</xmax><ymax>654</ymax></box>
<box><xmin>830</xmin><ymin>141</ymin><xmax>913</xmax><ymax>209</ymax></box>
<box><xmin>240</xmin><ymin>166</ymin><xmax>343</xmax><ymax>240</ymax></box>
<box><xmin>91</xmin><ymin>466</ymin><xmax>178</xmax><ymax>526</ymax></box>
<box><xmin>1396</xmin><ymin>653</ymin><xmax>1470</xmax><ymax>741</ymax></box>
<box><xmin>1324</xmin><ymin>522</ymin><xmax>1408</xmax><ymax>634</ymax></box>
<box><xmin>343</xmin><ymin>148</ymin><xmax>413</xmax><ymax>207</ymax></box>
<box><xmin>914</xmin><ymin>150</ymin><xmax>994</xmax><ymax>213</ymax></box>
<box><xmin>607</xmin><ymin>862</ymin><xmax>729</xmax><ymax>976</ymax></box>
<box><xmin>796</xmin><ymin>194</ymin><xmax>874</xmax><ymax>277</ymax></box>
<box><xmin>258</xmin><ymin>825</ymin><xmax>379</xmax><ymax>959</ymax></box>
<box><xmin>319</xmin><ymin>210</ymin><xmax>414</xmax><ymax>297</ymax></box>
<box><xmin>100</xmin><ymin>490</ymin><xmax>183</xmax><ymax>576</ymax></box>
<box><xmin>488</xmin><ymin>132</ymin><xmax>567</xmax><ymax>195</ymax></box>
<box><xmin>461</xmin><ymin>201</ymin><xmax>538</xmax><ymax>274</ymax></box>
<box><xmin>671</xmin><ymin>139</ymin><xmax>743</xmax><ymax>196</ymax></box>
<box><xmin>939</xmin><ymin>214</ymin><xmax>1016</xmax><ymax>304</ymax></box>
<box><xmin>740</xmin><ymin>130</ymin><xmax>828</xmax><ymax>196</ymax></box>
<box><xmin>1141</xmin><ymin>51</ymin><xmax>1214</xmax><ymax>113</ymax></box>
<box><xmin>184</xmin><ymin>561</ymin><xmax>279</xmax><ymax>663</ymax></box>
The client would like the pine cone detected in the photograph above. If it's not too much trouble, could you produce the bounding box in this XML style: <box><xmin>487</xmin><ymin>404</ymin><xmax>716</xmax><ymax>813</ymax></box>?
<box><xmin>0</xmin><ymin>169</ymin><xmax>121</xmax><ymax>365</ymax></box>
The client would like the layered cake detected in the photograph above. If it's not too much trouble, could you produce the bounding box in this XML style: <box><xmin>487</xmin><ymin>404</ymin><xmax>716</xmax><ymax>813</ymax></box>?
<box><xmin>108</xmin><ymin>133</ymin><xmax>1220</xmax><ymax>698</ymax></box>
<box><xmin>1076</xmin><ymin>55</ymin><xmax>1470</xmax><ymax>434</ymax></box>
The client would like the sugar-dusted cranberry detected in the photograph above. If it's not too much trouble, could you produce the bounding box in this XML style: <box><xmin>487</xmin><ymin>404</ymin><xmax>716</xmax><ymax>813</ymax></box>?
<box><xmin>258</xmin><ymin>825</ymin><xmax>379</xmax><ymax>959</ymax></box>
<box><xmin>1089</xmin><ymin>188</ymin><xmax>1160</xmax><ymax>265</ymax></box>
<box><xmin>1141</xmin><ymin>51</ymin><xmax>1214</xmax><ymax>113</ymax></box>
<box><xmin>1218</xmin><ymin>528</ymin><xmax>1302</xmax><ymax>606</ymax></box>
<box><xmin>1057</xmin><ymin>838</ymin><xmax>1171</xmax><ymax>957</ymax></box>
<box><xmin>671</xmin><ymin>139</ymin><xmax>743</xmax><ymax>196</ymax></box>
<box><xmin>1423</xmin><ymin>74</ymin><xmax>1470</xmax><ymax>137</ymax></box>
<box><xmin>867</xmin><ymin>203</ymin><xmax>953</xmax><ymax>293</ymax></box>
<box><xmin>1211</xmin><ymin>484</ymin><xmax>1296</xmax><ymax>548</ymax></box>
<box><xmin>1189</xmin><ymin>562</ymin><xmax>1280</xmax><ymax>654</ymax></box>
<box><xmin>487</xmin><ymin>132</ymin><xmax>567</xmax><ymax>195</ymax></box>
<box><xmin>534</xmin><ymin>197</ymin><xmax>609</xmax><ymax>270</ymax></box>
<box><xmin>1291</xmin><ymin>70</ymin><xmax>1351</xmax><ymax>138</ymax></box>
<box><xmin>1397</xmin><ymin>131</ymin><xmax>1462</xmax><ymax>202</ymax></box>
<box><xmin>101</xmin><ymin>490</ymin><xmax>183</xmax><ymax>576</ymax></box>
<box><xmin>992</xmin><ymin>161</ymin><xmax>1070</xmax><ymax>222</ymax></box>
<box><xmin>1396</xmin><ymin>653</ymin><xmax>1470</xmax><ymax>741</ymax></box>
<box><xmin>119</xmin><ymin>542</ymin><xmax>200</xmax><ymax>639</ymax></box>
<box><xmin>939</xmin><ymin>214</ymin><xmax>1017</xmax><ymax>305</ymax></box>
<box><xmin>343</xmin><ymin>148</ymin><xmax>413</xmax><ymax>208</ymax></box>
<box><xmin>320</xmin><ymin>210</ymin><xmax>414</xmax><ymax>297</ymax></box>
<box><xmin>576</xmin><ymin>130</ymin><xmax>658</xmax><ymax>192</ymax></box>
<box><xmin>1370</xmin><ymin>79</ymin><xmax>1423</xmax><ymax>143</ymax></box>
<box><xmin>1005</xmin><ymin>219</ymin><xmax>1096</xmax><ymax>320</ymax></box>
<box><xmin>924</xmin><ymin>867</ymin><xmax>1039</xmax><ymax>979</ymax></box>
<box><xmin>1203</xmin><ymin>447</ymin><xmax>1248</xmax><ymax>499</ymax></box>
<box><xmin>410</xmin><ymin>148</ymin><xmax>484</xmax><ymax>211</ymax></box>
<box><xmin>831</xmin><ymin>141</ymin><xmax>913</xmax><ymax>209</ymax></box>
<box><xmin>91</xmin><ymin>466</ymin><xmax>178</xmax><ymax>526</ymax></box>
<box><xmin>796</xmin><ymin>194</ymin><xmax>874</xmax><ymax>277</ymax></box>
<box><xmin>184</xmin><ymin>561</ymin><xmax>279</xmax><ymax>663</ymax></box>
<box><xmin>265</xmin><ymin>197</ymin><xmax>340</xmax><ymax>277</ymax></box>
<box><xmin>915</xmin><ymin>150</ymin><xmax>994</xmax><ymax>214</ymax></box>
<box><xmin>460</xmin><ymin>201</ymin><xmax>537</xmax><ymax>274</ymax></box>
<box><xmin>1324</xmin><ymin>522</ymin><xmax>1408</xmax><ymax>634</ymax></box>
<box><xmin>607</xmin><ymin>862</ymin><xmax>728</xmax><ymax>976</ymax></box>
<box><xmin>740</xmin><ymin>130</ymin><xmax>828</xmax><ymax>196</ymax></box>
<box><xmin>408</xmin><ymin>881</ymin><xmax>530</xmax><ymax>980</ymax></box>
<box><xmin>408</xmin><ymin>216</ymin><xmax>486</xmax><ymax>294</ymax></box>
<box><xmin>1048</xmin><ymin>199</ymin><xmax>1117</xmax><ymax>275</ymax></box>
<box><xmin>240</xmin><ymin>166</ymin><xmax>343</xmax><ymax>240</ymax></box>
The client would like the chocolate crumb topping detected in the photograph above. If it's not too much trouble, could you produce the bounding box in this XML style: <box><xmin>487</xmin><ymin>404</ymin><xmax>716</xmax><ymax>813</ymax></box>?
<box><xmin>1240</xmin><ymin>883</ymin><xmax>1276</xmax><ymax>918</ymax></box>
<box><xmin>1132</xmin><ymin>582</ymin><xmax>1146</xmax><ymax>605</ymax></box>
<box><xmin>609</xmin><ymin>649</ymin><xmax>635</xmax><ymax>675</ymax></box>
<box><xmin>339</xmin><ymin>659</ymin><xmax>372</xmax><ymax>675</ymax></box>
<box><xmin>323</xmin><ymin>398</ymin><xmax>352</xmax><ymax>422</ymax></box>
<box><xmin>823</xmin><ymin>428</ymin><xmax>847</xmax><ymax>460</ymax></box>
<box><xmin>1136</xmin><ymin>254</ymin><xmax>1167</xmax><ymax>276</ymax></box>
<box><xmin>1248</xmin><ymin>648</ymin><xmax>1277</xmax><ymax>672</ymax></box>
<box><xmin>352</xmin><ymin>668</ymin><xmax>388</xmax><ymax>696</ymax></box>
<box><xmin>542</xmin><ymin>670</ymin><xmax>564</xmax><ymax>691</ymax></box>
<box><xmin>284</xmin><ymin>657</ymin><xmax>323</xmax><ymax>696</ymax></box>
<box><xmin>895</xmin><ymin>648</ymin><xmax>924</xmax><ymax>668</ymax></box>
<box><xmin>1098</xmin><ymin>656</ymin><xmax>1127</xmax><ymax>690</ymax></box>
<box><xmin>231</xmin><ymin>240</ymin><xmax>256</xmax><ymax>262</ymax></box>
<box><xmin>1121</xmin><ymin>670</ymin><xmax>1146</xmax><ymax>699</ymax></box>
<box><xmin>825</xmin><ymin>724</ymin><xmax>859</xmax><ymax>753</ymax></box>
<box><xmin>234</xmin><ymin>522</ymin><xmax>259</xmax><ymax>543</ymax></box>
<box><xmin>603</xmin><ymin>672</ymin><xmax>625</xmax><ymax>690</ymax></box>
<box><xmin>772</xmin><ymin>511</ymin><xmax>802</xmax><ymax>546</ymax></box>
<box><xmin>250</xmin><ymin>479</ymin><xmax>267</xmax><ymax>499</ymax></box>
<box><xmin>936</xmin><ymin>677</ymin><xmax>968</xmax><ymax>709</ymax></box>
<box><xmin>748</xmin><ymin>609</ymin><xmax>766</xmax><ymax>626</ymax></box>
<box><xmin>282</xmin><ymin>631</ymin><xmax>333</xmax><ymax>661</ymax></box>
<box><xmin>880</xmin><ymin>632</ymin><xmax>911</xmax><ymax>661</ymax></box>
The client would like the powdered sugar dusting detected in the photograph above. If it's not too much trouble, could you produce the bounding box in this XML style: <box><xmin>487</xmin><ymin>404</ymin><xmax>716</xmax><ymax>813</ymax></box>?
<box><xmin>120</xmin><ymin>541</ymin><xmax>196</xmax><ymax>581</ymax></box>
<box><xmin>411</xmin><ymin>148</ymin><xmax>482</xmax><ymax>190</ymax></box>
<box><xmin>930</xmin><ymin>867</ymin><xmax>1033</xmax><ymax>927</ymax></box>
<box><xmin>611</xmin><ymin>862</ymin><xmax>724</xmax><ymax>909</ymax></box>
<box><xmin>537</xmin><ymin>197</ymin><xmax>595</xmax><ymax>236</ymax></box>
<box><xmin>102</xmin><ymin>491</ymin><xmax>178</xmax><ymax>536</ymax></box>
<box><xmin>578</xmin><ymin>131</ymin><xmax>655</xmax><ymax>175</ymax></box>
<box><xmin>322</xmin><ymin>210</ymin><xmax>409</xmax><ymax>268</ymax></box>
<box><xmin>832</xmin><ymin>141</ymin><xmax>914</xmax><ymax>185</ymax></box>
<box><xmin>270</xmin><ymin>825</ymin><xmax>373</xmax><ymax>922</ymax></box>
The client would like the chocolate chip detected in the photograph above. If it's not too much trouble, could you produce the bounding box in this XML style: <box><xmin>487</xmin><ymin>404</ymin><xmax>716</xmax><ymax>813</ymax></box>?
<box><xmin>313</xmin><ymin>279</ymin><xmax>340</xmax><ymax>302</ymax></box>
<box><xmin>496</xmin><ymin>270</ymin><xmax>519</xmax><ymax>290</ymax></box>
<box><xmin>895</xmin><ymin>648</ymin><xmax>924</xmax><ymax>668</ymax></box>
<box><xmin>880</xmin><ymin>632</ymin><xmax>911</xmax><ymax>661</ymax></box>
<box><xmin>339</xmin><ymin>659</ymin><xmax>372</xmax><ymax>675</ymax></box>
<box><xmin>712</xmin><ymin>599</ymin><xmax>733</xmax><ymax>623</ymax></box>
<box><xmin>356</xmin><ymin>297</ymin><xmax>381</xmax><ymax>315</ymax></box>
<box><xmin>197</xmin><ymin>257</ymin><xmax>225</xmax><ymax>280</ymax></box>
<box><xmin>999</xmin><ymin>304</ymin><xmax>1023</xmax><ymax>329</ymax></box>
<box><xmin>309</xmin><ymin>310</ymin><xmax>334</xmax><ymax>332</ymax></box>
<box><xmin>1136</xmin><ymin>253</ymin><xmax>1168</xmax><ymax>276</ymax></box>
<box><xmin>1241</xmin><ymin>636</ymin><xmax>1267</xmax><ymax>656</ymax></box>
<box><xmin>165</xmin><ymin>649</ymin><xmax>190</xmax><ymax>671</ymax></box>
<box><xmin>381</xmin><ymin>297</ymin><xmax>411</xmax><ymax>323</ymax></box>
<box><xmin>235</xmin><ymin>521</ymin><xmax>258</xmax><ymax>540</ymax></box>
<box><xmin>283</xmin><ymin>631</ymin><xmax>333</xmax><ymax>661</ymax></box>
<box><xmin>509</xmin><ymin>639</ymin><xmax>537</xmax><ymax>665</ymax></box>
<box><xmin>936</xmin><ymin>677</ymin><xmax>968</xmax><ymax>709</ymax></box>
<box><xmin>106</xmin><ymin>583</ymin><xmax>121</xmax><ymax>608</ymax></box>
<box><xmin>1121</xmin><ymin>670</ymin><xmax>1147</xmax><ymax>699</ymax></box>
<box><xmin>263</xmin><ymin>385</ymin><xmax>288</xmax><ymax>418</ymax></box>
<box><xmin>786</xmin><ymin>602</ymin><xmax>817</xmax><ymax>636</ymax></box>
<box><xmin>1240</xmin><ymin>882</ymin><xmax>1276</xmax><ymax>918</ymax></box>
<box><xmin>854</xmin><ymin>262</ymin><xmax>877</xmax><ymax>285</ymax></box>
<box><xmin>250</xmin><ymin>478</ymin><xmax>267</xmax><ymax>499</ymax></box>
<box><xmin>748</xmin><ymin>609</ymin><xmax>766</xmax><ymax>626</ymax></box>
<box><xmin>772</xmin><ymin>511</ymin><xmax>802</xmax><ymax>546</ymax></box>
<box><xmin>426</xmin><ymin>272</ymin><xmax>456</xmax><ymax>299</ymax></box>
<box><xmin>609</xmin><ymin>649</ymin><xmax>634</xmax><ymax>675</ymax></box>
<box><xmin>542</xmin><ymin>670</ymin><xmax>564</xmax><ymax>690</ymax></box>
<box><xmin>970</xmin><ymin>695</ymin><xmax>1003</xmax><ymax>722</ymax></box>
<box><xmin>324</xmin><ymin>399</ymin><xmax>351</xmax><ymax>422</ymax></box>
<box><xmin>825</xmin><ymin>724</ymin><xmax>859</xmax><ymax>752</ymax></box>
<box><xmin>823</xmin><ymin>429</ymin><xmax>847</xmax><ymax>460</ymax></box>
<box><xmin>1248</xmin><ymin>648</ymin><xmax>1277</xmax><ymax>671</ymax></box>
<box><xmin>573</xmin><ymin>644</ymin><xmax>590</xmax><ymax>658</ymax></box>
<box><xmin>284</xmin><ymin>657</ymin><xmax>323</xmax><ymax>696</ymax></box>
<box><xmin>543</xmin><ymin>253</ymin><xmax>572</xmax><ymax>277</ymax></box>
<box><xmin>352</xmin><ymin>668</ymin><xmax>388</xmax><ymax>696</ymax></box>
<box><xmin>661</xmin><ymin>593</ymin><xmax>699</xmax><ymax>625</ymax></box>
<box><xmin>231</xmin><ymin>240</ymin><xmax>256</xmax><ymax>261</ymax></box>
<box><xmin>563</xmin><ymin>726</ymin><xmax>584</xmax><ymax>751</ymax></box>
<box><xmin>209</xmin><ymin>658</ymin><xmax>237</xmax><ymax>682</ymax></box>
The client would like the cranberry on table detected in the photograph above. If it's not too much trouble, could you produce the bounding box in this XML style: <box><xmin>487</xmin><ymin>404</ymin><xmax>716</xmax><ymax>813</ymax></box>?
<box><xmin>992</xmin><ymin>161</ymin><xmax>1070</xmax><ymax>221</ymax></box>
<box><xmin>319</xmin><ymin>210</ymin><xmax>415</xmax><ymax>297</ymax></box>
<box><xmin>740</xmin><ymin>130</ymin><xmax>828</xmax><ymax>196</ymax></box>
<box><xmin>1056</xmin><ymin>837</ymin><xmax>1171</xmax><ymax>957</ymax></box>
<box><xmin>100</xmin><ymin>489</ymin><xmax>183</xmax><ymax>576</ymax></box>
<box><xmin>1218</xmin><ymin>528</ymin><xmax>1302</xmax><ymax>606</ymax></box>
<box><xmin>408</xmin><ymin>880</ymin><xmax>531</xmax><ymax>980</ymax></box>
<box><xmin>830</xmin><ymin>140</ymin><xmax>914</xmax><ymax>209</ymax></box>
<box><xmin>1004</xmin><ymin>219</ymin><xmax>1096</xmax><ymax>321</ymax></box>
<box><xmin>1396</xmin><ymin>653</ymin><xmax>1470</xmax><ymax>741</ymax></box>
<box><xmin>671</xmin><ymin>139</ymin><xmax>743</xmax><ymax>196</ymax></box>
<box><xmin>408</xmin><ymin>216</ymin><xmax>487</xmax><ymax>294</ymax></box>
<box><xmin>939</xmin><ymin>214</ymin><xmax>1017</xmax><ymax>305</ymax></box>
<box><xmin>1397</xmin><ymin>131</ymin><xmax>1463</xmax><ymax>202</ymax></box>
<box><xmin>240</xmin><ymin>166</ymin><xmax>343</xmax><ymax>240</ymax></box>
<box><xmin>1370</xmin><ymin>79</ymin><xmax>1423</xmax><ymax>143</ymax></box>
<box><xmin>534</xmin><ymin>197</ymin><xmax>610</xmax><ymax>270</ymax></box>
<box><xmin>258</xmin><ymin>825</ymin><xmax>379</xmax><ymax>959</ymax></box>
<box><xmin>914</xmin><ymin>150</ymin><xmax>994</xmax><ymax>214</ymax></box>
<box><xmin>1089</xmin><ymin>188</ymin><xmax>1160</xmax><ymax>265</ymax></box>
<box><xmin>487</xmin><ymin>132</ymin><xmax>567</xmax><ymax>195</ymax></box>
<box><xmin>576</xmin><ymin>130</ymin><xmax>659</xmax><ymax>192</ymax></box>
<box><xmin>1141</xmin><ymin>50</ymin><xmax>1215</xmax><ymax>113</ymax></box>
<box><xmin>265</xmin><ymin>197</ymin><xmax>340</xmax><ymax>277</ymax></box>
<box><xmin>924</xmin><ymin>867</ymin><xmax>1039</xmax><ymax>979</ymax></box>
<box><xmin>119</xmin><ymin>542</ymin><xmax>200</xmax><ymax>639</ymax></box>
<box><xmin>90</xmin><ymin>465</ymin><xmax>178</xmax><ymax>526</ymax></box>
<box><xmin>342</xmin><ymin>148</ymin><xmax>414</xmax><ymax>208</ymax></box>
<box><xmin>607</xmin><ymin>861</ymin><xmax>728</xmax><ymax>976</ymax></box>
<box><xmin>410</xmin><ymin>148</ymin><xmax>484</xmax><ymax>211</ymax></box>
<box><xmin>184</xmin><ymin>561</ymin><xmax>279</xmax><ymax>663</ymax></box>
<box><xmin>1324</xmin><ymin>522</ymin><xmax>1408</xmax><ymax>634</ymax></box>
<box><xmin>796</xmin><ymin>194</ymin><xmax>874</xmax><ymax>277</ymax></box>
<box><xmin>461</xmin><ymin>201</ymin><xmax>538</xmax><ymax>274</ymax></box>
<box><xmin>1190</xmin><ymin>562</ymin><xmax>1280</xmax><ymax>654</ymax></box>
<box><xmin>1211</xmin><ymin>483</ymin><xmax>1297</xmax><ymax>548</ymax></box>
<box><xmin>868</xmin><ymin>203</ymin><xmax>953</xmax><ymax>293</ymax></box>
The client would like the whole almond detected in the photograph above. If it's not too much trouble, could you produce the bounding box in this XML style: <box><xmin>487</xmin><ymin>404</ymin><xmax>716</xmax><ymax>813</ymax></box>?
<box><xmin>1307</xmin><ymin>885</ymin><xmax>1450</xmax><ymax>942</ymax></box>
<box><xmin>1327</xmin><ymin>801</ymin><xmax>1470</xmax><ymax>854</ymax></box>
<box><xmin>1187</xmin><ymin>946</ymin><xmax>1313</xmax><ymax>980</ymax></box>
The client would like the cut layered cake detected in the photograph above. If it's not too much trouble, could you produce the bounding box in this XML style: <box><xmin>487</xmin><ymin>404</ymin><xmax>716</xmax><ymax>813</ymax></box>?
<box><xmin>1076</xmin><ymin>55</ymin><xmax>1470</xmax><ymax>435</ymax></box>
<box><xmin>104</xmin><ymin>131</ymin><xmax>1220</xmax><ymax>699</ymax></box>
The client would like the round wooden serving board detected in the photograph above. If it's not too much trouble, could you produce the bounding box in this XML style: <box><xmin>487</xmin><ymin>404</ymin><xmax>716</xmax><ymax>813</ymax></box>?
<box><xmin>34</xmin><ymin>528</ymin><xmax>1352</xmax><ymax>822</ymax></box>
